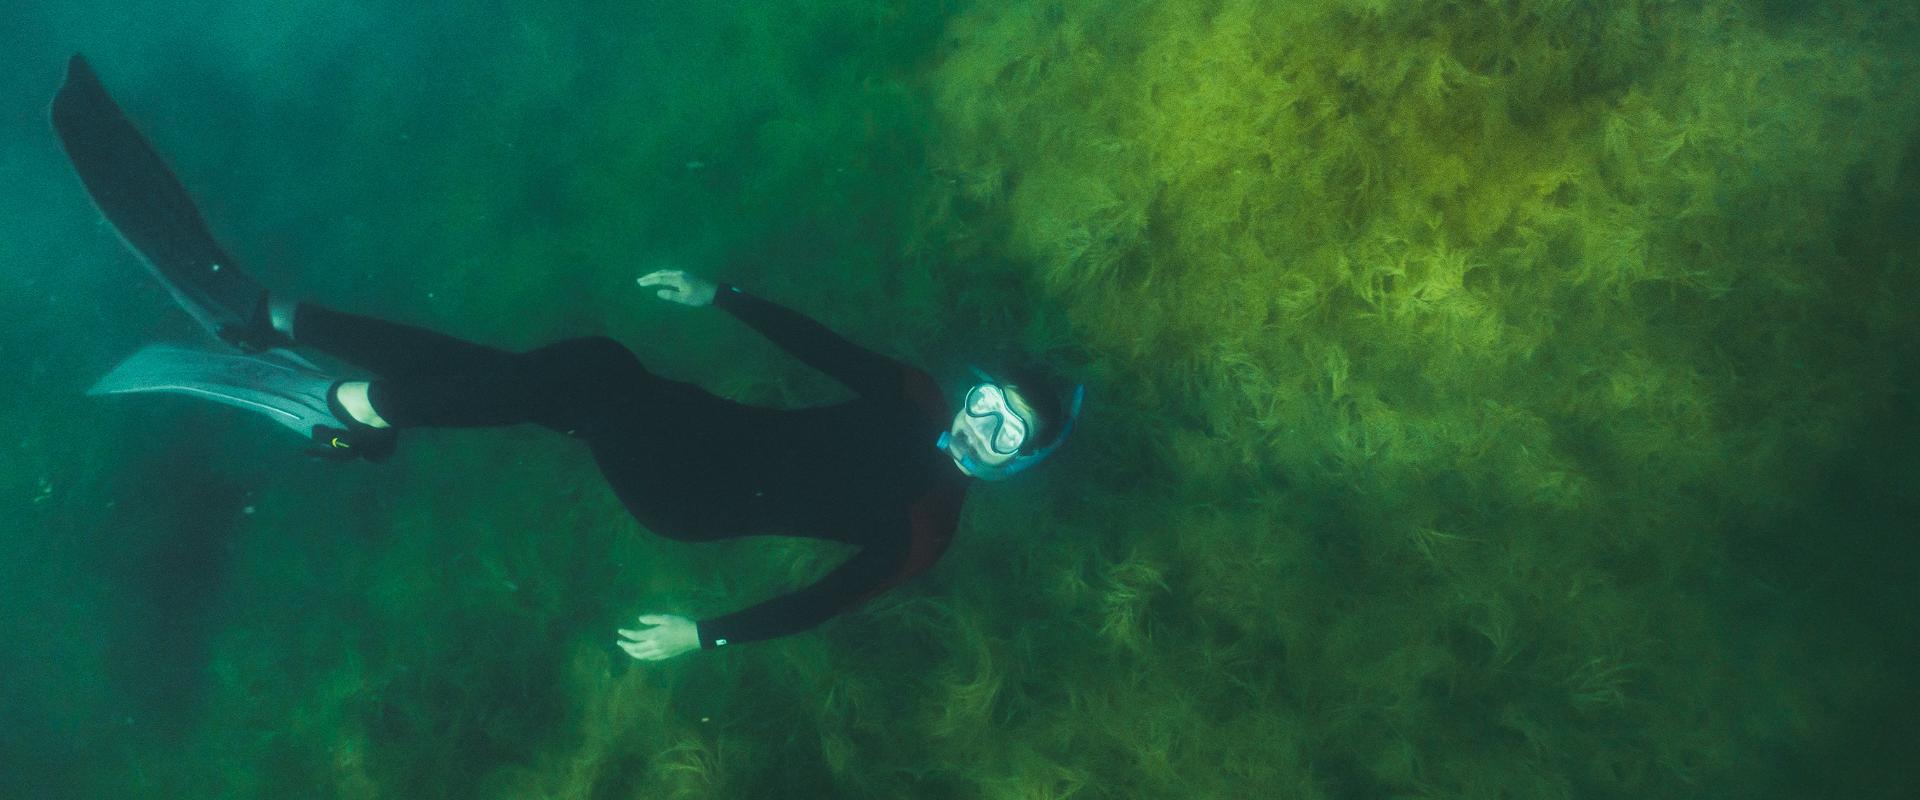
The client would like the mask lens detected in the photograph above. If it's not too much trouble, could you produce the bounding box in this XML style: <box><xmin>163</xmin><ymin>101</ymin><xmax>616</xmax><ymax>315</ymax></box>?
<box><xmin>967</xmin><ymin>384</ymin><xmax>1001</xmax><ymax>414</ymax></box>
<box><xmin>993</xmin><ymin>414</ymin><xmax>1027</xmax><ymax>454</ymax></box>
<box><xmin>964</xmin><ymin>384</ymin><xmax>1028</xmax><ymax>455</ymax></box>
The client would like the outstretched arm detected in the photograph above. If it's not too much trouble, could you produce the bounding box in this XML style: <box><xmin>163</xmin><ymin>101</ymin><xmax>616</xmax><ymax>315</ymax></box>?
<box><xmin>615</xmin><ymin>533</ymin><xmax>907</xmax><ymax>661</ymax></box>
<box><xmin>638</xmin><ymin>269</ymin><xmax>910</xmax><ymax>399</ymax></box>
<box><xmin>693</xmin><ymin>534</ymin><xmax>907</xmax><ymax>649</ymax></box>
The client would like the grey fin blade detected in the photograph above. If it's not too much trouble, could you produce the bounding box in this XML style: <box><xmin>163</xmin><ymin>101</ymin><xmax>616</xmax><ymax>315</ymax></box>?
<box><xmin>89</xmin><ymin>344</ymin><xmax>340</xmax><ymax>440</ymax></box>
<box><xmin>50</xmin><ymin>54</ymin><xmax>265</xmax><ymax>341</ymax></box>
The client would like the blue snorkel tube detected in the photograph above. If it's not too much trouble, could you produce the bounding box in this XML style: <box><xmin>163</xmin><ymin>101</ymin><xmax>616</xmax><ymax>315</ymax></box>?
<box><xmin>937</xmin><ymin>368</ymin><xmax>1087</xmax><ymax>480</ymax></box>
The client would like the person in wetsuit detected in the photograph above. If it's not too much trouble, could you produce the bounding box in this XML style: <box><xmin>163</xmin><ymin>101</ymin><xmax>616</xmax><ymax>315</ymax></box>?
<box><xmin>48</xmin><ymin>53</ymin><xmax>1085</xmax><ymax>663</ymax></box>
<box><xmin>281</xmin><ymin>269</ymin><xmax>1081</xmax><ymax>661</ymax></box>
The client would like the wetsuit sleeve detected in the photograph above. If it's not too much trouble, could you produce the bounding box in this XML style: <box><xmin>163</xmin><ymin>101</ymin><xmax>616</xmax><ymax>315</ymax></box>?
<box><xmin>713</xmin><ymin>284</ymin><xmax>909</xmax><ymax>399</ymax></box>
<box><xmin>694</xmin><ymin>534</ymin><xmax>907</xmax><ymax>649</ymax></box>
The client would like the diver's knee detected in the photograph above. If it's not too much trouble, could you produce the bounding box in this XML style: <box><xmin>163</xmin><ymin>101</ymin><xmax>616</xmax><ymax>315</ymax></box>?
<box><xmin>520</xmin><ymin>336</ymin><xmax>644</xmax><ymax>387</ymax></box>
<box><xmin>570</xmin><ymin>336</ymin><xmax>641</xmax><ymax>372</ymax></box>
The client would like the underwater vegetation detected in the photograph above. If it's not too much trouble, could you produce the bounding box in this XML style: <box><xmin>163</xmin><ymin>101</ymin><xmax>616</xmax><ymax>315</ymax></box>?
<box><xmin>2</xmin><ymin>0</ymin><xmax>1916</xmax><ymax>798</ymax></box>
<box><xmin>907</xmin><ymin>0</ymin><xmax>1920</xmax><ymax>797</ymax></box>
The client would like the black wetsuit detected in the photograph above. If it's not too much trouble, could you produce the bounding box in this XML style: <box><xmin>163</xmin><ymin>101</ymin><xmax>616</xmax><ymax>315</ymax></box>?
<box><xmin>295</xmin><ymin>285</ymin><xmax>969</xmax><ymax>648</ymax></box>
<box><xmin>46</xmin><ymin>54</ymin><xmax>965</xmax><ymax>648</ymax></box>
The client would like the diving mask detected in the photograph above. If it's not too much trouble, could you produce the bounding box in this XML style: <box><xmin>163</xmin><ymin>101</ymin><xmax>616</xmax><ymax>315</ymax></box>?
<box><xmin>937</xmin><ymin>368</ymin><xmax>1086</xmax><ymax>480</ymax></box>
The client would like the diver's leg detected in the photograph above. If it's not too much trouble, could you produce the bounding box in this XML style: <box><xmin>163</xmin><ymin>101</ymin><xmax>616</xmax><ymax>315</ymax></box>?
<box><xmin>287</xmin><ymin>304</ymin><xmax>666</xmax><ymax>431</ymax></box>
<box><xmin>289</xmin><ymin>303</ymin><xmax>518</xmax><ymax>378</ymax></box>
<box><xmin>331</xmin><ymin>381</ymin><xmax>390</xmax><ymax>428</ymax></box>
<box><xmin>345</xmin><ymin>334</ymin><xmax>661</xmax><ymax>432</ymax></box>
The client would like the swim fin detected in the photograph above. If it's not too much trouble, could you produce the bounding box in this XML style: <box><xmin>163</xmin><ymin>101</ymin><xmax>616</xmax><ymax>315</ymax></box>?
<box><xmin>89</xmin><ymin>343</ymin><xmax>395</xmax><ymax>461</ymax></box>
<box><xmin>50</xmin><ymin>54</ymin><xmax>286</xmax><ymax>352</ymax></box>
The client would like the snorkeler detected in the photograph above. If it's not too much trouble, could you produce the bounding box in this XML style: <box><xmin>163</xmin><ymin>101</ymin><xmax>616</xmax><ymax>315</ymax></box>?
<box><xmin>52</xmin><ymin>54</ymin><xmax>1084</xmax><ymax>661</ymax></box>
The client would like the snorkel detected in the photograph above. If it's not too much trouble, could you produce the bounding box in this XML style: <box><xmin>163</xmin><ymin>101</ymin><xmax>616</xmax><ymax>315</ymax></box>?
<box><xmin>937</xmin><ymin>367</ymin><xmax>1087</xmax><ymax>480</ymax></box>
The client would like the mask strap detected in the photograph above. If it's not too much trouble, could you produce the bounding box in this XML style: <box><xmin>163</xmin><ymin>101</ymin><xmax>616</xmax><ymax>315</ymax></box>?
<box><xmin>995</xmin><ymin>383</ymin><xmax>1086</xmax><ymax>476</ymax></box>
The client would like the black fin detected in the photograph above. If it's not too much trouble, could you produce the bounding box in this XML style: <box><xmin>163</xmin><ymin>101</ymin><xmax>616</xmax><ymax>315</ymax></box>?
<box><xmin>51</xmin><ymin>54</ymin><xmax>266</xmax><ymax>339</ymax></box>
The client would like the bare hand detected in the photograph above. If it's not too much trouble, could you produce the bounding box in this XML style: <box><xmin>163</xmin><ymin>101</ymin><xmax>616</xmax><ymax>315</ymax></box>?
<box><xmin>637</xmin><ymin>269</ymin><xmax>718</xmax><ymax>307</ymax></box>
<box><xmin>617</xmin><ymin>614</ymin><xmax>701</xmax><ymax>661</ymax></box>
